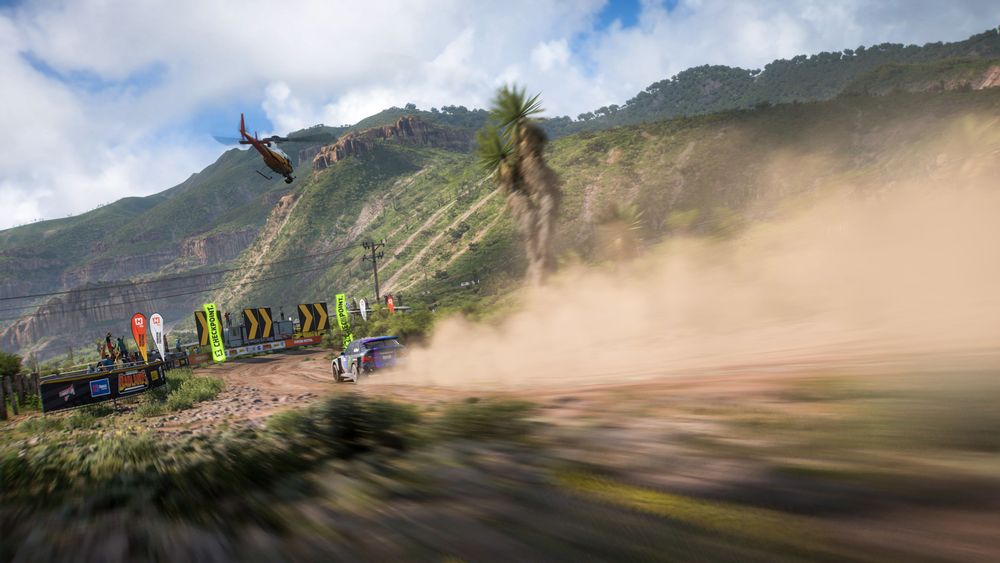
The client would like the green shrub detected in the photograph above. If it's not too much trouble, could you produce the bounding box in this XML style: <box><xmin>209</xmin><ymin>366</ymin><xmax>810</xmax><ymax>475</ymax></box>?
<box><xmin>0</xmin><ymin>395</ymin><xmax>538</xmax><ymax>527</ymax></box>
<box><xmin>165</xmin><ymin>375</ymin><xmax>225</xmax><ymax>411</ymax></box>
<box><xmin>17</xmin><ymin>415</ymin><xmax>65</xmax><ymax>434</ymax></box>
<box><xmin>66</xmin><ymin>410</ymin><xmax>98</xmax><ymax>429</ymax></box>
<box><xmin>132</xmin><ymin>368</ymin><xmax>224</xmax><ymax>414</ymax></box>
<box><xmin>435</xmin><ymin>399</ymin><xmax>536</xmax><ymax>440</ymax></box>
<box><xmin>310</xmin><ymin>395</ymin><xmax>420</xmax><ymax>457</ymax></box>
<box><xmin>134</xmin><ymin>401</ymin><xmax>167</xmax><ymax>417</ymax></box>
<box><xmin>266</xmin><ymin>408</ymin><xmax>314</xmax><ymax>437</ymax></box>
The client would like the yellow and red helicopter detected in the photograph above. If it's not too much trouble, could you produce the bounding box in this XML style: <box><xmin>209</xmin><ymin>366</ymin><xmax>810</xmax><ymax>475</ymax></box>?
<box><xmin>214</xmin><ymin>113</ymin><xmax>333</xmax><ymax>184</ymax></box>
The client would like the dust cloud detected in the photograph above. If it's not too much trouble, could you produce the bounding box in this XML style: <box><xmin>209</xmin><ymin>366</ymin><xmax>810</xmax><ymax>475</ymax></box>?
<box><xmin>385</xmin><ymin>141</ymin><xmax>1000</xmax><ymax>391</ymax></box>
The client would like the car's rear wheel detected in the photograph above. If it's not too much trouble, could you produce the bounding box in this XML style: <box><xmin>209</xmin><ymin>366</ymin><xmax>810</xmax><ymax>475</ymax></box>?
<box><xmin>351</xmin><ymin>362</ymin><xmax>360</xmax><ymax>383</ymax></box>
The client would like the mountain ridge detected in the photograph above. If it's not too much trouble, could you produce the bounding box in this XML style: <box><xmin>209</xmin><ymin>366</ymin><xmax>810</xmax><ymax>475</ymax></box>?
<box><xmin>4</xmin><ymin>28</ymin><xmax>1000</xmax><ymax>360</ymax></box>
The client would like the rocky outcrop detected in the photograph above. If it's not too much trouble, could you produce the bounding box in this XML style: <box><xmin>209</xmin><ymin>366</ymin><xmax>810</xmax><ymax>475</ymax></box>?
<box><xmin>216</xmin><ymin>193</ymin><xmax>301</xmax><ymax>305</ymax></box>
<box><xmin>179</xmin><ymin>227</ymin><xmax>257</xmax><ymax>266</ymax></box>
<box><xmin>2</xmin><ymin>226</ymin><xmax>260</xmax><ymax>359</ymax></box>
<box><xmin>60</xmin><ymin>251</ymin><xmax>176</xmax><ymax>288</ymax></box>
<box><xmin>0</xmin><ymin>277</ymin><xmax>202</xmax><ymax>360</ymax></box>
<box><xmin>313</xmin><ymin>116</ymin><xmax>472</xmax><ymax>171</ymax></box>
<box><xmin>976</xmin><ymin>65</ymin><xmax>1000</xmax><ymax>89</ymax></box>
<box><xmin>298</xmin><ymin>145</ymin><xmax>324</xmax><ymax>168</ymax></box>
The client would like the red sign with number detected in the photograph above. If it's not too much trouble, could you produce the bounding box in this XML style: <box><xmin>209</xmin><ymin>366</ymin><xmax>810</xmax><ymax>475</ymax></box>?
<box><xmin>131</xmin><ymin>313</ymin><xmax>148</xmax><ymax>362</ymax></box>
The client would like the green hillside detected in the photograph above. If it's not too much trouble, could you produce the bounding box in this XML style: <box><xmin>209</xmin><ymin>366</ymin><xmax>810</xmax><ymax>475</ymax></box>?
<box><xmin>4</xmin><ymin>28</ymin><xmax>1000</xmax><ymax>357</ymax></box>
<box><xmin>842</xmin><ymin>57</ymin><xmax>1000</xmax><ymax>95</ymax></box>
<box><xmin>215</xmin><ymin>87</ymin><xmax>1000</xmax><ymax>329</ymax></box>
<box><xmin>543</xmin><ymin>28</ymin><xmax>1000</xmax><ymax>136</ymax></box>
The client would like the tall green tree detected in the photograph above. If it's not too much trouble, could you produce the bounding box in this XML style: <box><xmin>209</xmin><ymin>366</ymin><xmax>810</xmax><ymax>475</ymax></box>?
<box><xmin>0</xmin><ymin>351</ymin><xmax>21</xmax><ymax>378</ymax></box>
<box><xmin>477</xmin><ymin>85</ymin><xmax>562</xmax><ymax>285</ymax></box>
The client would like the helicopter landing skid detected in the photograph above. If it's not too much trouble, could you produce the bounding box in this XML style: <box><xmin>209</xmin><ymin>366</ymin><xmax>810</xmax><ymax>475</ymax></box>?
<box><xmin>255</xmin><ymin>170</ymin><xmax>273</xmax><ymax>180</ymax></box>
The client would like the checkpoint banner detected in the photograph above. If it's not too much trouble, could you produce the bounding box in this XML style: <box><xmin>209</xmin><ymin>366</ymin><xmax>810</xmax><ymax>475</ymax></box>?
<box><xmin>41</xmin><ymin>361</ymin><xmax>167</xmax><ymax>413</ymax></box>
<box><xmin>203</xmin><ymin>303</ymin><xmax>227</xmax><ymax>363</ymax></box>
<box><xmin>297</xmin><ymin>302</ymin><xmax>330</xmax><ymax>333</ymax></box>
<box><xmin>194</xmin><ymin>309</ymin><xmax>223</xmax><ymax>347</ymax></box>
<box><xmin>335</xmin><ymin>293</ymin><xmax>353</xmax><ymax>349</ymax></box>
<box><xmin>242</xmin><ymin>307</ymin><xmax>275</xmax><ymax>340</ymax></box>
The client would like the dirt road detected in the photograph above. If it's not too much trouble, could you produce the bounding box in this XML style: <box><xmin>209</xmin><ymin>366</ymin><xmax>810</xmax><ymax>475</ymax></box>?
<box><xmin>158</xmin><ymin>345</ymin><xmax>1000</xmax><ymax>559</ymax></box>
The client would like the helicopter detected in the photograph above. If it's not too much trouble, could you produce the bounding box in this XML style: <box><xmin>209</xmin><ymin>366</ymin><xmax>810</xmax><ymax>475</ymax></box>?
<box><xmin>214</xmin><ymin>114</ymin><xmax>334</xmax><ymax>184</ymax></box>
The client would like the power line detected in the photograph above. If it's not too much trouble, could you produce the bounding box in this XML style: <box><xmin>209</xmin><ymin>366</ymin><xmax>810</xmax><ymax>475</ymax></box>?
<box><xmin>0</xmin><ymin>243</ymin><xmax>356</xmax><ymax>303</ymax></box>
<box><xmin>0</xmin><ymin>258</ymin><xmax>344</xmax><ymax>323</ymax></box>
<box><xmin>361</xmin><ymin>239</ymin><xmax>386</xmax><ymax>301</ymax></box>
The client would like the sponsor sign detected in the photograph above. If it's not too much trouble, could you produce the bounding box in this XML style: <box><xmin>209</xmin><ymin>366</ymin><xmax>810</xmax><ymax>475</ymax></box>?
<box><xmin>40</xmin><ymin>361</ymin><xmax>168</xmax><ymax>413</ymax></box>
<box><xmin>335</xmin><ymin>293</ymin><xmax>353</xmax><ymax>350</ymax></box>
<box><xmin>89</xmin><ymin>378</ymin><xmax>111</xmax><ymax>398</ymax></box>
<box><xmin>118</xmin><ymin>369</ymin><xmax>148</xmax><ymax>394</ymax></box>
<box><xmin>150</xmin><ymin>313</ymin><xmax>165</xmax><ymax>357</ymax></box>
<box><xmin>203</xmin><ymin>303</ymin><xmax>227</xmax><ymax>363</ymax></box>
<box><xmin>359</xmin><ymin>298</ymin><xmax>368</xmax><ymax>321</ymax></box>
<box><xmin>386</xmin><ymin>294</ymin><xmax>396</xmax><ymax>314</ymax></box>
<box><xmin>297</xmin><ymin>302</ymin><xmax>330</xmax><ymax>333</ymax></box>
<box><xmin>217</xmin><ymin>335</ymin><xmax>320</xmax><ymax>360</ymax></box>
<box><xmin>242</xmin><ymin>307</ymin><xmax>275</xmax><ymax>340</ymax></box>
<box><xmin>131</xmin><ymin>313</ymin><xmax>148</xmax><ymax>362</ymax></box>
<box><xmin>58</xmin><ymin>384</ymin><xmax>75</xmax><ymax>401</ymax></box>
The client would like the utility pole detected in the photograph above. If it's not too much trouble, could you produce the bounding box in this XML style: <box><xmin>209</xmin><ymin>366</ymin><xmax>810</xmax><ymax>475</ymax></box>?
<box><xmin>362</xmin><ymin>239</ymin><xmax>386</xmax><ymax>301</ymax></box>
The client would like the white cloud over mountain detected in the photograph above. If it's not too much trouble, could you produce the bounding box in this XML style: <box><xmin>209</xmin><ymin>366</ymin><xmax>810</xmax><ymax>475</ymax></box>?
<box><xmin>1</xmin><ymin>0</ymin><xmax>997</xmax><ymax>228</ymax></box>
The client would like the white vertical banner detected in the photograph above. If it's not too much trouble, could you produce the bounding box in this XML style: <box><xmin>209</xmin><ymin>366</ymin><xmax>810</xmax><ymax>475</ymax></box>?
<box><xmin>359</xmin><ymin>298</ymin><xmax>368</xmax><ymax>321</ymax></box>
<box><xmin>150</xmin><ymin>313</ymin><xmax>165</xmax><ymax>357</ymax></box>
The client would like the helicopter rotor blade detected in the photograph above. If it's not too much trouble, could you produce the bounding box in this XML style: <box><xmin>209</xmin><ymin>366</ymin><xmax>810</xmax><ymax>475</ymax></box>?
<box><xmin>212</xmin><ymin>135</ymin><xmax>243</xmax><ymax>146</ymax></box>
<box><xmin>273</xmin><ymin>133</ymin><xmax>337</xmax><ymax>144</ymax></box>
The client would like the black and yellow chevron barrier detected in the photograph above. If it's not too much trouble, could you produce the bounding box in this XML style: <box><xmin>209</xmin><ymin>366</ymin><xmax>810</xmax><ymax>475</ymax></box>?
<box><xmin>194</xmin><ymin>309</ymin><xmax>223</xmax><ymax>346</ymax></box>
<box><xmin>297</xmin><ymin>302</ymin><xmax>330</xmax><ymax>333</ymax></box>
<box><xmin>242</xmin><ymin>307</ymin><xmax>275</xmax><ymax>340</ymax></box>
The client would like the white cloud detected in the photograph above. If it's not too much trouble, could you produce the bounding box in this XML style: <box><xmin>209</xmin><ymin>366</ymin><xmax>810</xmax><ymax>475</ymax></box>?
<box><xmin>1</xmin><ymin>0</ymin><xmax>999</xmax><ymax>228</ymax></box>
<box><xmin>531</xmin><ymin>39</ymin><xmax>571</xmax><ymax>71</ymax></box>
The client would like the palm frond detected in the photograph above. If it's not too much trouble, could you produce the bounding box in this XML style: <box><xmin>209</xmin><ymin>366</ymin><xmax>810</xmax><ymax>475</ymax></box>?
<box><xmin>475</xmin><ymin>124</ymin><xmax>511</xmax><ymax>173</ymax></box>
<box><xmin>490</xmin><ymin>84</ymin><xmax>544</xmax><ymax>130</ymax></box>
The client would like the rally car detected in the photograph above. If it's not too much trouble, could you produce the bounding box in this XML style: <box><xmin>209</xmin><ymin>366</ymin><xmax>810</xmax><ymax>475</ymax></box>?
<box><xmin>332</xmin><ymin>336</ymin><xmax>404</xmax><ymax>383</ymax></box>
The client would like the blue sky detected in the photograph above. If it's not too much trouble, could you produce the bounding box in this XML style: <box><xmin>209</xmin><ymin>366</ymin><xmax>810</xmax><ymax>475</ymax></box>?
<box><xmin>1</xmin><ymin>0</ymin><xmax>999</xmax><ymax>229</ymax></box>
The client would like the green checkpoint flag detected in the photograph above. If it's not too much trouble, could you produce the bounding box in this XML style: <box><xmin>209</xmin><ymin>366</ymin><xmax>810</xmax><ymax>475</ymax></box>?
<box><xmin>335</xmin><ymin>293</ymin><xmax>353</xmax><ymax>350</ymax></box>
<box><xmin>203</xmin><ymin>302</ymin><xmax>227</xmax><ymax>363</ymax></box>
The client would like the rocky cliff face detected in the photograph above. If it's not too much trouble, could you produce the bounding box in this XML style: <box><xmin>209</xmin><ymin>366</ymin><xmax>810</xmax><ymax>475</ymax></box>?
<box><xmin>179</xmin><ymin>227</ymin><xmax>257</xmax><ymax>266</ymax></box>
<box><xmin>1</xmin><ymin>228</ymin><xmax>261</xmax><ymax>360</ymax></box>
<box><xmin>59</xmin><ymin>251</ymin><xmax>176</xmax><ymax>288</ymax></box>
<box><xmin>313</xmin><ymin>116</ymin><xmax>471</xmax><ymax>171</ymax></box>
<box><xmin>0</xmin><ymin>278</ymin><xmax>201</xmax><ymax>360</ymax></box>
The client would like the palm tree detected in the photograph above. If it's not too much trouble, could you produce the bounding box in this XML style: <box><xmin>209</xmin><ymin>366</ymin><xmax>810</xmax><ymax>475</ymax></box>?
<box><xmin>477</xmin><ymin>85</ymin><xmax>561</xmax><ymax>286</ymax></box>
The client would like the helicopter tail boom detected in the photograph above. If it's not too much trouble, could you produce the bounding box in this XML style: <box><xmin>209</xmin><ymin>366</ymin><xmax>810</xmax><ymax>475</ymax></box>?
<box><xmin>238</xmin><ymin>113</ymin><xmax>255</xmax><ymax>145</ymax></box>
